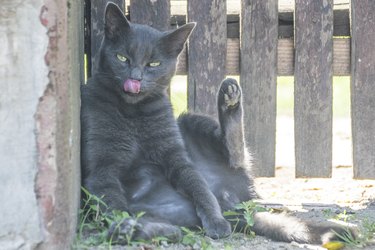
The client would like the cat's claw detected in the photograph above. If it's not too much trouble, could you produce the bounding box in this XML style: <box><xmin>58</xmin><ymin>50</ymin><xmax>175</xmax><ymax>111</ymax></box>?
<box><xmin>219</xmin><ymin>78</ymin><xmax>242</xmax><ymax>111</ymax></box>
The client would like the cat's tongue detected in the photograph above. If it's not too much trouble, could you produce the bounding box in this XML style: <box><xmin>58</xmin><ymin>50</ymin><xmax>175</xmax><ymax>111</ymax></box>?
<box><xmin>124</xmin><ymin>79</ymin><xmax>141</xmax><ymax>94</ymax></box>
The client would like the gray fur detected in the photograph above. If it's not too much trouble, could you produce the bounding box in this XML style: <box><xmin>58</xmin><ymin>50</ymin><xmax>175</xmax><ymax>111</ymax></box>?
<box><xmin>81</xmin><ymin>2</ymin><xmax>354</xmax><ymax>244</ymax></box>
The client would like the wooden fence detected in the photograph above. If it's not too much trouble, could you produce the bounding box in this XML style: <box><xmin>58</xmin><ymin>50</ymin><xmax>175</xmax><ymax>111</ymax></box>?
<box><xmin>84</xmin><ymin>0</ymin><xmax>375</xmax><ymax>179</ymax></box>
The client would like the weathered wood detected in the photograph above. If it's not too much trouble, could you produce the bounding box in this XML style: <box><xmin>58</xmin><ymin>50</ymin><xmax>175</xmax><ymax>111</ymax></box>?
<box><xmin>89</xmin><ymin>0</ymin><xmax>125</xmax><ymax>75</ymax></box>
<box><xmin>187</xmin><ymin>0</ymin><xmax>226</xmax><ymax>116</ymax></box>
<box><xmin>241</xmin><ymin>0</ymin><xmax>278</xmax><ymax>177</ymax></box>
<box><xmin>177</xmin><ymin>38</ymin><xmax>350</xmax><ymax>76</ymax></box>
<box><xmin>278</xmin><ymin>9</ymin><xmax>349</xmax><ymax>38</ymax></box>
<box><xmin>277</xmin><ymin>38</ymin><xmax>350</xmax><ymax>76</ymax></box>
<box><xmin>169</xmin><ymin>10</ymin><xmax>350</xmax><ymax>39</ymax></box>
<box><xmin>294</xmin><ymin>0</ymin><xmax>333</xmax><ymax>178</ymax></box>
<box><xmin>129</xmin><ymin>0</ymin><xmax>170</xmax><ymax>31</ymax></box>
<box><xmin>351</xmin><ymin>0</ymin><xmax>375</xmax><ymax>179</ymax></box>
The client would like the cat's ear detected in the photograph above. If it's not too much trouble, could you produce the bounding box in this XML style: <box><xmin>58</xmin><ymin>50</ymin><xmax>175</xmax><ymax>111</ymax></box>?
<box><xmin>104</xmin><ymin>3</ymin><xmax>130</xmax><ymax>39</ymax></box>
<box><xmin>160</xmin><ymin>23</ymin><xmax>196</xmax><ymax>58</ymax></box>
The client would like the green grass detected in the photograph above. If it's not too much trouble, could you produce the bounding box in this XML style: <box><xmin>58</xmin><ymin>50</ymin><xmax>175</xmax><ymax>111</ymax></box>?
<box><xmin>74</xmin><ymin>188</ymin><xmax>143</xmax><ymax>249</ymax></box>
<box><xmin>76</xmin><ymin>190</ymin><xmax>375</xmax><ymax>249</ymax></box>
<box><xmin>170</xmin><ymin>75</ymin><xmax>188</xmax><ymax>116</ymax></box>
<box><xmin>75</xmin><ymin>188</ymin><xmax>268</xmax><ymax>249</ymax></box>
<box><xmin>323</xmin><ymin>209</ymin><xmax>375</xmax><ymax>248</ymax></box>
<box><xmin>170</xmin><ymin>76</ymin><xmax>351</xmax><ymax>118</ymax></box>
<box><xmin>223</xmin><ymin>200</ymin><xmax>268</xmax><ymax>236</ymax></box>
<box><xmin>332</xmin><ymin>76</ymin><xmax>351</xmax><ymax>118</ymax></box>
<box><xmin>75</xmin><ymin>188</ymin><xmax>220</xmax><ymax>249</ymax></box>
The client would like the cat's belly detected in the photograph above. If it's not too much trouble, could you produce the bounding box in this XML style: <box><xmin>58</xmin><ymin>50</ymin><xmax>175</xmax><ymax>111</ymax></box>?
<box><xmin>185</xmin><ymin>141</ymin><xmax>256</xmax><ymax>210</ymax></box>
<box><xmin>125</xmin><ymin>165</ymin><xmax>200</xmax><ymax>227</ymax></box>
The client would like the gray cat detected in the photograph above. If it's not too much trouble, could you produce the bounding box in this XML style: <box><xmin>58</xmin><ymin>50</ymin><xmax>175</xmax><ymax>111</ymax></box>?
<box><xmin>81</xmin><ymin>2</ymin><xmax>353</xmax><ymax>244</ymax></box>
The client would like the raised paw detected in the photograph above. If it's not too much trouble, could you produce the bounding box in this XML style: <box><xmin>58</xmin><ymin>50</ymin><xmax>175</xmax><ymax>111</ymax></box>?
<box><xmin>203</xmin><ymin>216</ymin><xmax>231</xmax><ymax>239</ymax></box>
<box><xmin>218</xmin><ymin>78</ymin><xmax>242</xmax><ymax>111</ymax></box>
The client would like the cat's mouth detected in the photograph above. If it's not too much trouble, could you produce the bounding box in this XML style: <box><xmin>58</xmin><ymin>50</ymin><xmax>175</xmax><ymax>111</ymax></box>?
<box><xmin>123</xmin><ymin>79</ymin><xmax>141</xmax><ymax>94</ymax></box>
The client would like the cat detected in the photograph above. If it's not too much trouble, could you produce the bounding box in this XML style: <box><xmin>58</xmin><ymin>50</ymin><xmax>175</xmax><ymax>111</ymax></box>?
<box><xmin>81</xmin><ymin>2</ymin><xmax>354</xmax><ymax>244</ymax></box>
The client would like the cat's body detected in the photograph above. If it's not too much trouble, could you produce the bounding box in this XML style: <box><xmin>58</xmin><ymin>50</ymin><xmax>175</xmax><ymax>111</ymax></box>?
<box><xmin>81</xmin><ymin>2</ymin><xmax>353</xmax><ymax>244</ymax></box>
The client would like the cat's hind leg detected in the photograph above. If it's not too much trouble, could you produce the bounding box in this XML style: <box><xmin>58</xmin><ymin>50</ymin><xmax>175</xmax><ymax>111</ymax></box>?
<box><xmin>217</xmin><ymin>78</ymin><xmax>249</xmax><ymax>169</ymax></box>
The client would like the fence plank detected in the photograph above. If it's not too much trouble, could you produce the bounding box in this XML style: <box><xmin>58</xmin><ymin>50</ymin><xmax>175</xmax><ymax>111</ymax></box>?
<box><xmin>187</xmin><ymin>0</ymin><xmax>226</xmax><ymax>116</ymax></box>
<box><xmin>89</xmin><ymin>0</ymin><xmax>125</xmax><ymax>75</ymax></box>
<box><xmin>294</xmin><ymin>0</ymin><xmax>333</xmax><ymax>177</ymax></box>
<box><xmin>176</xmin><ymin>38</ymin><xmax>350</xmax><ymax>76</ymax></box>
<box><xmin>129</xmin><ymin>0</ymin><xmax>171</xmax><ymax>31</ymax></box>
<box><xmin>278</xmin><ymin>9</ymin><xmax>349</xmax><ymax>38</ymax></box>
<box><xmin>170</xmin><ymin>10</ymin><xmax>350</xmax><ymax>39</ymax></box>
<box><xmin>241</xmin><ymin>0</ymin><xmax>278</xmax><ymax>177</ymax></box>
<box><xmin>351</xmin><ymin>0</ymin><xmax>375</xmax><ymax>179</ymax></box>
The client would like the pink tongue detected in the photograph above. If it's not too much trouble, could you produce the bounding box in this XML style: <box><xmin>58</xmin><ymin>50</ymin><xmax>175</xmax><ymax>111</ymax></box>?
<box><xmin>124</xmin><ymin>79</ymin><xmax>141</xmax><ymax>94</ymax></box>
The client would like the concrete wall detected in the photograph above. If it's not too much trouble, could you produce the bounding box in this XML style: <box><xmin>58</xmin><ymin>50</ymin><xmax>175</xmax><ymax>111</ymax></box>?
<box><xmin>0</xmin><ymin>0</ymin><xmax>82</xmax><ymax>249</ymax></box>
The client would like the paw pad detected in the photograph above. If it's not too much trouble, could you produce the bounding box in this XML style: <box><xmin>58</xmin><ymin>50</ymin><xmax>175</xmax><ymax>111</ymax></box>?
<box><xmin>220</xmin><ymin>79</ymin><xmax>241</xmax><ymax>110</ymax></box>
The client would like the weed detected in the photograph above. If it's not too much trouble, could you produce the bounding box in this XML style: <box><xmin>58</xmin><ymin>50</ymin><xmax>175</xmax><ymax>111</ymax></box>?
<box><xmin>334</xmin><ymin>209</ymin><xmax>355</xmax><ymax>222</ymax></box>
<box><xmin>224</xmin><ymin>243</ymin><xmax>234</xmax><ymax>250</ymax></box>
<box><xmin>73</xmin><ymin>187</ymin><xmax>144</xmax><ymax>249</ymax></box>
<box><xmin>181</xmin><ymin>227</ymin><xmax>213</xmax><ymax>250</ymax></box>
<box><xmin>150</xmin><ymin>236</ymin><xmax>170</xmax><ymax>247</ymax></box>
<box><xmin>321</xmin><ymin>209</ymin><xmax>375</xmax><ymax>248</ymax></box>
<box><xmin>330</xmin><ymin>217</ymin><xmax>375</xmax><ymax>248</ymax></box>
<box><xmin>363</xmin><ymin>220</ymin><xmax>375</xmax><ymax>234</ymax></box>
<box><xmin>322</xmin><ymin>208</ymin><xmax>335</xmax><ymax>218</ymax></box>
<box><xmin>334</xmin><ymin>227</ymin><xmax>363</xmax><ymax>248</ymax></box>
<box><xmin>223</xmin><ymin>200</ymin><xmax>268</xmax><ymax>236</ymax></box>
<box><xmin>360</xmin><ymin>220</ymin><xmax>375</xmax><ymax>245</ymax></box>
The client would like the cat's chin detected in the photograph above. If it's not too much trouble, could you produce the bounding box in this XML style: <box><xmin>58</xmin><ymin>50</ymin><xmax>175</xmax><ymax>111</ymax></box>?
<box><xmin>123</xmin><ymin>92</ymin><xmax>146</xmax><ymax>104</ymax></box>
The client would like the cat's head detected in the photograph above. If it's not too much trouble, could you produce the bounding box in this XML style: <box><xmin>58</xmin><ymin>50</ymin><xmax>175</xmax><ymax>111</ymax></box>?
<box><xmin>96</xmin><ymin>3</ymin><xmax>195</xmax><ymax>104</ymax></box>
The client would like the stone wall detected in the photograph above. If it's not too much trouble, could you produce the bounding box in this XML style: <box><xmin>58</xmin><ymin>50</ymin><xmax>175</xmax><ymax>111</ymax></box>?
<box><xmin>0</xmin><ymin>0</ymin><xmax>82</xmax><ymax>249</ymax></box>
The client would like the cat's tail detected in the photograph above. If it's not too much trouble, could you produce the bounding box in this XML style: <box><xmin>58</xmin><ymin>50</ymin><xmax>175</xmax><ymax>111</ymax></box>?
<box><xmin>228</xmin><ymin>211</ymin><xmax>355</xmax><ymax>244</ymax></box>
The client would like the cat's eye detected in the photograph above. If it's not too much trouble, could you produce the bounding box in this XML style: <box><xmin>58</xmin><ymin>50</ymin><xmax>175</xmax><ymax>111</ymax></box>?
<box><xmin>117</xmin><ymin>54</ymin><xmax>128</xmax><ymax>62</ymax></box>
<box><xmin>148</xmin><ymin>61</ymin><xmax>161</xmax><ymax>67</ymax></box>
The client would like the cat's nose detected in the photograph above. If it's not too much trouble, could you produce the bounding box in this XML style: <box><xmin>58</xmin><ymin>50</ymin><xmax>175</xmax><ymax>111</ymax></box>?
<box><xmin>130</xmin><ymin>67</ymin><xmax>142</xmax><ymax>81</ymax></box>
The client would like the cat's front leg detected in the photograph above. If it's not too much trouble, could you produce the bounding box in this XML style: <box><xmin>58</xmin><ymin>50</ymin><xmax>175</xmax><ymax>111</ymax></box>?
<box><xmin>166</xmin><ymin>154</ymin><xmax>231</xmax><ymax>239</ymax></box>
<box><xmin>83</xmin><ymin>171</ymin><xmax>129</xmax><ymax>212</ymax></box>
<box><xmin>217</xmin><ymin>78</ymin><xmax>248</xmax><ymax>169</ymax></box>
